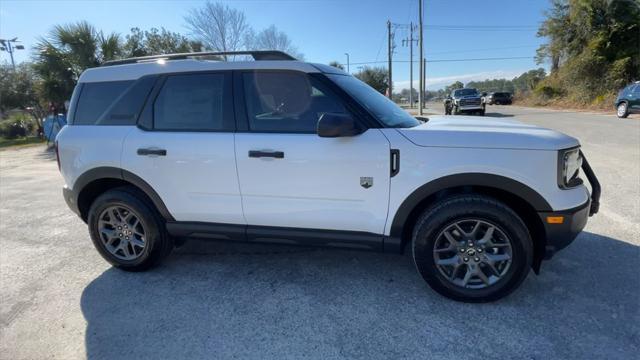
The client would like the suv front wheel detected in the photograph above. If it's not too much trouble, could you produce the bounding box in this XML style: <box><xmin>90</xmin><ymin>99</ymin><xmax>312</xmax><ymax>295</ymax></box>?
<box><xmin>617</xmin><ymin>102</ymin><xmax>629</xmax><ymax>118</ymax></box>
<box><xmin>87</xmin><ymin>186</ymin><xmax>173</xmax><ymax>271</ymax></box>
<box><xmin>412</xmin><ymin>194</ymin><xmax>532</xmax><ymax>302</ymax></box>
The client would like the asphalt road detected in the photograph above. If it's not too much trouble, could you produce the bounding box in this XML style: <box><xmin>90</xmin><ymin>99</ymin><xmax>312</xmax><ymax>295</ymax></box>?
<box><xmin>1</xmin><ymin>105</ymin><xmax>638</xmax><ymax>359</ymax></box>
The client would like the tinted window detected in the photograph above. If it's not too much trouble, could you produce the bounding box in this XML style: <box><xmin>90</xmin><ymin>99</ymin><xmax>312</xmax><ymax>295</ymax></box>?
<box><xmin>96</xmin><ymin>76</ymin><xmax>156</xmax><ymax>125</ymax></box>
<box><xmin>153</xmin><ymin>74</ymin><xmax>229</xmax><ymax>131</ymax></box>
<box><xmin>632</xmin><ymin>85</ymin><xmax>640</xmax><ymax>94</ymax></box>
<box><xmin>74</xmin><ymin>81</ymin><xmax>133</xmax><ymax>125</ymax></box>
<box><xmin>243</xmin><ymin>72</ymin><xmax>347</xmax><ymax>133</ymax></box>
<box><xmin>328</xmin><ymin>74</ymin><xmax>420</xmax><ymax>128</ymax></box>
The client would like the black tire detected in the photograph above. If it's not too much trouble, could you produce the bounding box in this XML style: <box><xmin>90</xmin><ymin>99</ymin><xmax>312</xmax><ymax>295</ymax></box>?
<box><xmin>617</xmin><ymin>102</ymin><xmax>629</xmax><ymax>118</ymax></box>
<box><xmin>87</xmin><ymin>186</ymin><xmax>173</xmax><ymax>271</ymax></box>
<box><xmin>412</xmin><ymin>194</ymin><xmax>532</xmax><ymax>302</ymax></box>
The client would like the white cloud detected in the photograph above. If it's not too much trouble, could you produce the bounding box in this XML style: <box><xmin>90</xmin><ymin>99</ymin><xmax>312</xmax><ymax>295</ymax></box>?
<box><xmin>394</xmin><ymin>69</ymin><xmax>528</xmax><ymax>91</ymax></box>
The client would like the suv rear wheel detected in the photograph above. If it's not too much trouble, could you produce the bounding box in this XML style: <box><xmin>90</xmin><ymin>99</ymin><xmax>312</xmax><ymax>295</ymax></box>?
<box><xmin>412</xmin><ymin>194</ymin><xmax>532</xmax><ymax>302</ymax></box>
<box><xmin>87</xmin><ymin>186</ymin><xmax>173</xmax><ymax>271</ymax></box>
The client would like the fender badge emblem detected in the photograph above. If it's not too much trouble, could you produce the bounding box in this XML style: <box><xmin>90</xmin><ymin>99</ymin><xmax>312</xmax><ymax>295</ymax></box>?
<box><xmin>360</xmin><ymin>177</ymin><xmax>373</xmax><ymax>189</ymax></box>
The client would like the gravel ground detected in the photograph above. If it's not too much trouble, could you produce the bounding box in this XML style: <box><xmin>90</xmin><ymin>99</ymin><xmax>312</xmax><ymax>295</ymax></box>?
<box><xmin>1</xmin><ymin>105</ymin><xmax>638</xmax><ymax>359</ymax></box>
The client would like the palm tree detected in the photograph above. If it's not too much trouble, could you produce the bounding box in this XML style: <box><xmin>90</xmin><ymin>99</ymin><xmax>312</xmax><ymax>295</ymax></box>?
<box><xmin>33</xmin><ymin>21</ymin><xmax>122</xmax><ymax>106</ymax></box>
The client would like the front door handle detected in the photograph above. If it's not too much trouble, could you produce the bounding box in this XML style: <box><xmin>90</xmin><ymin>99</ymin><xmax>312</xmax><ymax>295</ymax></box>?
<box><xmin>248</xmin><ymin>150</ymin><xmax>284</xmax><ymax>159</ymax></box>
<box><xmin>137</xmin><ymin>148</ymin><xmax>167</xmax><ymax>156</ymax></box>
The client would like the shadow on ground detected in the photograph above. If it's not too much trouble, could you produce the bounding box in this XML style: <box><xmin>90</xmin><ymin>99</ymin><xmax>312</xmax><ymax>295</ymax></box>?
<box><xmin>484</xmin><ymin>112</ymin><xmax>515</xmax><ymax>118</ymax></box>
<box><xmin>35</xmin><ymin>145</ymin><xmax>56</xmax><ymax>161</ymax></box>
<box><xmin>81</xmin><ymin>231</ymin><xmax>639</xmax><ymax>359</ymax></box>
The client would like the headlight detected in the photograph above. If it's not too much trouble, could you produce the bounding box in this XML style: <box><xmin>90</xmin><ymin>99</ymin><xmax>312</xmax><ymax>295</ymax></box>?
<box><xmin>558</xmin><ymin>147</ymin><xmax>583</xmax><ymax>188</ymax></box>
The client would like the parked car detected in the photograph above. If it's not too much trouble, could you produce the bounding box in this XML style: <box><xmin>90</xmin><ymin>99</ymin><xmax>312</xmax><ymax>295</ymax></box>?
<box><xmin>485</xmin><ymin>92</ymin><xmax>512</xmax><ymax>105</ymax></box>
<box><xmin>444</xmin><ymin>88</ymin><xmax>486</xmax><ymax>116</ymax></box>
<box><xmin>615</xmin><ymin>81</ymin><xmax>640</xmax><ymax>118</ymax></box>
<box><xmin>56</xmin><ymin>51</ymin><xmax>600</xmax><ymax>302</ymax></box>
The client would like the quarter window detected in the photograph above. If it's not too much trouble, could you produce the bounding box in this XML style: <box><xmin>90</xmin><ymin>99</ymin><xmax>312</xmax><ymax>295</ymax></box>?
<box><xmin>242</xmin><ymin>72</ymin><xmax>347</xmax><ymax>133</ymax></box>
<box><xmin>153</xmin><ymin>73</ymin><xmax>230</xmax><ymax>131</ymax></box>
<box><xmin>74</xmin><ymin>81</ymin><xmax>133</xmax><ymax>125</ymax></box>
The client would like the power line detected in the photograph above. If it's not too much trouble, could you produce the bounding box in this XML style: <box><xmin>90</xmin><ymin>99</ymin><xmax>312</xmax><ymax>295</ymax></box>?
<box><xmin>425</xmin><ymin>45</ymin><xmax>537</xmax><ymax>55</ymax></box>
<box><xmin>424</xmin><ymin>27</ymin><xmax>536</xmax><ymax>32</ymax></box>
<box><xmin>349</xmin><ymin>56</ymin><xmax>533</xmax><ymax>66</ymax></box>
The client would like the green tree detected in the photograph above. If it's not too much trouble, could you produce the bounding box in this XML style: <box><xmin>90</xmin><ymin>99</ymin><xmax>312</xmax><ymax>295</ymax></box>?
<box><xmin>0</xmin><ymin>63</ymin><xmax>48</xmax><ymax>130</ymax></box>
<box><xmin>535</xmin><ymin>0</ymin><xmax>640</xmax><ymax>102</ymax></box>
<box><xmin>123</xmin><ymin>27</ymin><xmax>203</xmax><ymax>57</ymax></box>
<box><xmin>33</xmin><ymin>21</ymin><xmax>121</xmax><ymax>106</ymax></box>
<box><xmin>444</xmin><ymin>81</ymin><xmax>464</xmax><ymax>94</ymax></box>
<box><xmin>354</xmin><ymin>66</ymin><xmax>388</xmax><ymax>94</ymax></box>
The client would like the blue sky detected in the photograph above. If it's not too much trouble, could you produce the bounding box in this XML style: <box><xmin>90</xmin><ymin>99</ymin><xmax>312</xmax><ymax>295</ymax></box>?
<box><xmin>0</xmin><ymin>0</ymin><xmax>550</xmax><ymax>90</ymax></box>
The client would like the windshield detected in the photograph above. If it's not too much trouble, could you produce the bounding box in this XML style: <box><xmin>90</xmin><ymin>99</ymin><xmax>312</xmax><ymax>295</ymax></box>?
<box><xmin>328</xmin><ymin>74</ymin><xmax>420</xmax><ymax>128</ymax></box>
<box><xmin>453</xmin><ymin>89</ymin><xmax>478</xmax><ymax>97</ymax></box>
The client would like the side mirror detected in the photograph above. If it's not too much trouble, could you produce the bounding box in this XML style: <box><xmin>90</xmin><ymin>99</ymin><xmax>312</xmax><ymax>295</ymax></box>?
<box><xmin>317</xmin><ymin>113</ymin><xmax>362</xmax><ymax>138</ymax></box>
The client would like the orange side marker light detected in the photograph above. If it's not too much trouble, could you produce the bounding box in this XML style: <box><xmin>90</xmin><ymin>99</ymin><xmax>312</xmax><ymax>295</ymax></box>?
<box><xmin>546</xmin><ymin>216</ymin><xmax>565</xmax><ymax>224</ymax></box>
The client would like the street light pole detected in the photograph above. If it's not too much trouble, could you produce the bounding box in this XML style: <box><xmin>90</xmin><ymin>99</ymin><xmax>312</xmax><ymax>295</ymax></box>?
<box><xmin>0</xmin><ymin>38</ymin><xmax>25</xmax><ymax>70</ymax></box>
<box><xmin>344</xmin><ymin>53</ymin><xmax>350</xmax><ymax>73</ymax></box>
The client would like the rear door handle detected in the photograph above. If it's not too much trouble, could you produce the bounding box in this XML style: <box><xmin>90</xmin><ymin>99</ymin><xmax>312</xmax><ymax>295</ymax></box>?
<box><xmin>137</xmin><ymin>148</ymin><xmax>167</xmax><ymax>156</ymax></box>
<box><xmin>248</xmin><ymin>150</ymin><xmax>284</xmax><ymax>159</ymax></box>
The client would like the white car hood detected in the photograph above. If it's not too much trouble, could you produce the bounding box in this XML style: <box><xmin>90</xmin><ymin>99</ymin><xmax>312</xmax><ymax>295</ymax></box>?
<box><xmin>397</xmin><ymin>115</ymin><xmax>579</xmax><ymax>150</ymax></box>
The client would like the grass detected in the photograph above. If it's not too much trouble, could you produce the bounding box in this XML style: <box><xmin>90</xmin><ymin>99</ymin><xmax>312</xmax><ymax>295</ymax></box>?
<box><xmin>0</xmin><ymin>136</ymin><xmax>45</xmax><ymax>149</ymax></box>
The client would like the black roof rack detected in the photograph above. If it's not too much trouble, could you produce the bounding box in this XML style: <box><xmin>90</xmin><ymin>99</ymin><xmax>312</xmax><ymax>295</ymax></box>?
<box><xmin>101</xmin><ymin>50</ymin><xmax>296</xmax><ymax>67</ymax></box>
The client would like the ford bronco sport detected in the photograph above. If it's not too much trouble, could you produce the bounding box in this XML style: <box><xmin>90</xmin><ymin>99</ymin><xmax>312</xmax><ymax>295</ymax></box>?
<box><xmin>57</xmin><ymin>51</ymin><xmax>600</xmax><ymax>302</ymax></box>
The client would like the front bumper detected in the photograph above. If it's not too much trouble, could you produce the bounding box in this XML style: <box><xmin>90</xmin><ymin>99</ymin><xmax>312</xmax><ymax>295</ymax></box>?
<box><xmin>538</xmin><ymin>200</ymin><xmax>590</xmax><ymax>259</ymax></box>
<box><xmin>457</xmin><ymin>105</ymin><xmax>484</xmax><ymax>111</ymax></box>
<box><xmin>538</xmin><ymin>152</ymin><xmax>601</xmax><ymax>259</ymax></box>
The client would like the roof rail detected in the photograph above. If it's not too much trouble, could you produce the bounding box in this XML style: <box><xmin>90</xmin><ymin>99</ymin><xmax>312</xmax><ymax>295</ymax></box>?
<box><xmin>101</xmin><ymin>50</ymin><xmax>296</xmax><ymax>67</ymax></box>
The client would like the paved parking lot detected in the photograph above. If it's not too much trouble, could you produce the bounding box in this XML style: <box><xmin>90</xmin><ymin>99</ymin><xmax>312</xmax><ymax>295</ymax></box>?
<box><xmin>1</xmin><ymin>105</ymin><xmax>638</xmax><ymax>359</ymax></box>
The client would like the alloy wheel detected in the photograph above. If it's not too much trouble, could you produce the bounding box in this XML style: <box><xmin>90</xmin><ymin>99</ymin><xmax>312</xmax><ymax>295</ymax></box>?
<box><xmin>617</xmin><ymin>103</ymin><xmax>627</xmax><ymax>117</ymax></box>
<box><xmin>433</xmin><ymin>219</ymin><xmax>513</xmax><ymax>289</ymax></box>
<box><xmin>98</xmin><ymin>205</ymin><xmax>146</xmax><ymax>261</ymax></box>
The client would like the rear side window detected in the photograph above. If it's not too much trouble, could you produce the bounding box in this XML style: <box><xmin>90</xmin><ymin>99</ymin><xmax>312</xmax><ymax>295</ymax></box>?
<box><xmin>153</xmin><ymin>73</ymin><xmax>231</xmax><ymax>131</ymax></box>
<box><xmin>74</xmin><ymin>81</ymin><xmax>133</xmax><ymax>125</ymax></box>
<box><xmin>242</xmin><ymin>72</ymin><xmax>347</xmax><ymax>133</ymax></box>
<box><xmin>96</xmin><ymin>76</ymin><xmax>157</xmax><ymax>125</ymax></box>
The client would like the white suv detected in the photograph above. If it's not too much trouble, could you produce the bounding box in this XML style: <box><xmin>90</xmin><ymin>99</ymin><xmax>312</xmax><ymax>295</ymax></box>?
<box><xmin>56</xmin><ymin>51</ymin><xmax>600</xmax><ymax>302</ymax></box>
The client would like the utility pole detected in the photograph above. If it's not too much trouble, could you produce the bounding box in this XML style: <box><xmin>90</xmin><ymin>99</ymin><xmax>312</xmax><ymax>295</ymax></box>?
<box><xmin>418</xmin><ymin>0</ymin><xmax>424</xmax><ymax>114</ymax></box>
<box><xmin>423</xmin><ymin>58</ymin><xmax>427</xmax><ymax>102</ymax></box>
<box><xmin>387</xmin><ymin>20</ymin><xmax>393</xmax><ymax>99</ymax></box>
<box><xmin>402</xmin><ymin>23</ymin><xmax>417</xmax><ymax>108</ymax></box>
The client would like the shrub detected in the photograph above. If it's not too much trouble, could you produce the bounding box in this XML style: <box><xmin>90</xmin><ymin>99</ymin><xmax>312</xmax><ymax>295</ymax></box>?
<box><xmin>0</xmin><ymin>114</ymin><xmax>35</xmax><ymax>139</ymax></box>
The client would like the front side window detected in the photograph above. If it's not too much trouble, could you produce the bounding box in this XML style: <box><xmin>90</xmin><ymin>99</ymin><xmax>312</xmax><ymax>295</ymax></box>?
<box><xmin>328</xmin><ymin>74</ymin><xmax>419</xmax><ymax>128</ymax></box>
<box><xmin>242</xmin><ymin>72</ymin><xmax>347</xmax><ymax>133</ymax></box>
<box><xmin>153</xmin><ymin>73</ymin><xmax>229</xmax><ymax>131</ymax></box>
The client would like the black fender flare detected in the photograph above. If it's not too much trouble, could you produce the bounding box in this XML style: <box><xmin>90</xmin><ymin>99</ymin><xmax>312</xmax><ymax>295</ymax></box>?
<box><xmin>72</xmin><ymin>166</ymin><xmax>175</xmax><ymax>222</ymax></box>
<box><xmin>386</xmin><ymin>173</ymin><xmax>552</xmax><ymax>251</ymax></box>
